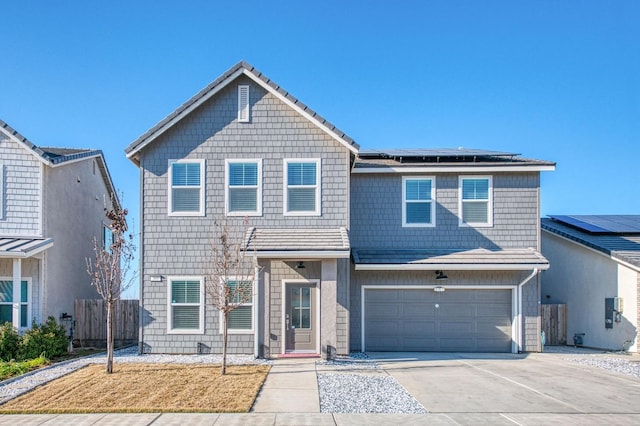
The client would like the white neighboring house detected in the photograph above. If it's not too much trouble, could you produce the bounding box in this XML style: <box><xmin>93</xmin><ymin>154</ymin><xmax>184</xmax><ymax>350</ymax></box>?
<box><xmin>541</xmin><ymin>215</ymin><xmax>640</xmax><ymax>352</ymax></box>
<box><xmin>0</xmin><ymin>119</ymin><xmax>119</xmax><ymax>330</ymax></box>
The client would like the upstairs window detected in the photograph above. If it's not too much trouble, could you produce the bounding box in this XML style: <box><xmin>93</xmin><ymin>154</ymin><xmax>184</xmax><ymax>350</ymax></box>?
<box><xmin>226</xmin><ymin>160</ymin><xmax>262</xmax><ymax>216</ymax></box>
<box><xmin>0</xmin><ymin>279</ymin><xmax>29</xmax><ymax>328</ymax></box>
<box><xmin>459</xmin><ymin>176</ymin><xmax>493</xmax><ymax>227</ymax></box>
<box><xmin>403</xmin><ymin>177</ymin><xmax>435</xmax><ymax>227</ymax></box>
<box><xmin>168</xmin><ymin>159</ymin><xmax>205</xmax><ymax>216</ymax></box>
<box><xmin>238</xmin><ymin>85</ymin><xmax>250</xmax><ymax>122</ymax></box>
<box><xmin>168</xmin><ymin>277</ymin><xmax>204</xmax><ymax>334</ymax></box>
<box><xmin>103</xmin><ymin>225</ymin><xmax>114</xmax><ymax>253</ymax></box>
<box><xmin>284</xmin><ymin>159</ymin><xmax>321</xmax><ymax>216</ymax></box>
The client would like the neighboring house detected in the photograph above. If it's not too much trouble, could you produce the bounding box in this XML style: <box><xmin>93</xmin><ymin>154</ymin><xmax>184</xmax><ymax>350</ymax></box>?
<box><xmin>0</xmin><ymin>120</ymin><xmax>118</xmax><ymax>330</ymax></box>
<box><xmin>542</xmin><ymin>215</ymin><xmax>639</xmax><ymax>352</ymax></box>
<box><xmin>125</xmin><ymin>61</ymin><xmax>555</xmax><ymax>357</ymax></box>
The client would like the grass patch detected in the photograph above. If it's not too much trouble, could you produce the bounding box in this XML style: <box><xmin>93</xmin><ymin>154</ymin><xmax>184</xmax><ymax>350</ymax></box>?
<box><xmin>0</xmin><ymin>363</ymin><xmax>270</xmax><ymax>413</ymax></box>
<box><xmin>0</xmin><ymin>356</ymin><xmax>49</xmax><ymax>381</ymax></box>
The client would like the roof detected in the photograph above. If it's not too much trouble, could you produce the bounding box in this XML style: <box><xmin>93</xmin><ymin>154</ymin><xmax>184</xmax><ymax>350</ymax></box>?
<box><xmin>244</xmin><ymin>227</ymin><xmax>350</xmax><ymax>258</ymax></box>
<box><xmin>0</xmin><ymin>119</ymin><xmax>120</xmax><ymax>210</ymax></box>
<box><xmin>0</xmin><ymin>237</ymin><xmax>54</xmax><ymax>258</ymax></box>
<box><xmin>354</xmin><ymin>148</ymin><xmax>555</xmax><ymax>173</ymax></box>
<box><xmin>125</xmin><ymin>61</ymin><xmax>359</xmax><ymax>163</ymax></box>
<box><xmin>542</xmin><ymin>216</ymin><xmax>640</xmax><ymax>270</ymax></box>
<box><xmin>352</xmin><ymin>248</ymin><xmax>549</xmax><ymax>271</ymax></box>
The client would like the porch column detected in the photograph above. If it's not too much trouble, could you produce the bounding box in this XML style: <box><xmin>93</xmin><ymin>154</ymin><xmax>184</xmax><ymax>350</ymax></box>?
<box><xmin>321</xmin><ymin>259</ymin><xmax>337</xmax><ymax>359</ymax></box>
<box><xmin>12</xmin><ymin>258</ymin><xmax>22</xmax><ymax>329</ymax></box>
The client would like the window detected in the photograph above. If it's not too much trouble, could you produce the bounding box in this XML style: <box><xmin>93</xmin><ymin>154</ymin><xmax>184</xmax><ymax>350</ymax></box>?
<box><xmin>0</xmin><ymin>279</ymin><xmax>29</xmax><ymax>328</ymax></box>
<box><xmin>168</xmin><ymin>159</ymin><xmax>205</xmax><ymax>216</ymax></box>
<box><xmin>238</xmin><ymin>85</ymin><xmax>250</xmax><ymax>122</ymax></box>
<box><xmin>103</xmin><ymin>225</ymin><xmax>114</xmax><ymax>253</ymax></box>
<box><xmin>284</xmin><ymin>159</ymin><xmax>321</xmax><ymax>216</ymax></box>
<box><xmin>403</xmin><ymin>177</ymin><xmax>435</xmax><ymax>227</ymax></box>
<box><xmin>221</xmin><ymin>278</ymin><xmax>254</xmax><ymax>334</ymax></box>
<box><xmin>168</xmin><ymin>277</ymin><xmax>204</xmax><ymax>334</ymax></box>
<box><xmin>226</xmin><ymin>159</ymin><xmax>262</xmax><ymax>216</ymax></box>
<box><xmin>459</xmin><ymin>176</ymin><xmax>493</xmax><ymax>227</ymax></box>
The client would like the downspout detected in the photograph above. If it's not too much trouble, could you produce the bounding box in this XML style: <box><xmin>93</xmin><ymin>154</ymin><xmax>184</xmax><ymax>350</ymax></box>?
<box><xmin>254</xmin><ymin>265</ymin><xmax>259</xmax><ymax>358</ymax></box>
<box><xmin>516</xmin><ymin>268</ymin><xmax>539</xmax><ymax>353</ymax></box>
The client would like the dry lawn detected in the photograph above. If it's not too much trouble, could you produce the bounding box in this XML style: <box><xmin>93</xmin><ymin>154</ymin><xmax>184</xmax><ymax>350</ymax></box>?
<box><xmin>0</xmin><ymin>363</ymin><xmax>270</xmax><ymax>414</ymax></box>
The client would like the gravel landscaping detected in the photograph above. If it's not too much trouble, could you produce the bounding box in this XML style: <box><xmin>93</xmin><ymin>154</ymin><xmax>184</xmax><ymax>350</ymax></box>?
<box><xmin>316</xmin><ymin>353</ymin><xmax>426</xmax><ymax>414</ymax></box>
<box><xmin>567</xmin><ymin>356</ymin><xmax>640</xmax><ymax>378</ymax></box>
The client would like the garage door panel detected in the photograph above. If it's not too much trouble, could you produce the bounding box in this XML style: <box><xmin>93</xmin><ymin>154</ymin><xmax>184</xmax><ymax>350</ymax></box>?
<box><xmin>365</xmin><ymin>288</ymin><xmax>513</xmax><ymax>352</ymax></box>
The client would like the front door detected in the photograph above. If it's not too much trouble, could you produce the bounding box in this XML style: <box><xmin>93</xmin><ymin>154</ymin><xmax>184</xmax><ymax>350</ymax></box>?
<box><xmin>284</xmin><ymin>283</ymin><xmax>316</xmax><ymax>352</ymax></box>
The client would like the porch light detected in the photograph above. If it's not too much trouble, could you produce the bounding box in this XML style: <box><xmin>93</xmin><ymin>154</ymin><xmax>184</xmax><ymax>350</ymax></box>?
<box><xmin>435</xmin><ymin>270</ymin><xmax>448</xmax><ymax>280</ymax></box>
<box><xmin>295</xmin><ymin>261</ymin><xmax>306</xmax><ymax>269</ymax></box>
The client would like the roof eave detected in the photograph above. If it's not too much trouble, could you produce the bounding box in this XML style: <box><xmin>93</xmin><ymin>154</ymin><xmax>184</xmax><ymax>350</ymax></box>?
<box><xmin>354</xmin><ymin>262</ymin><xmax>550</xmax><ymax>271</ymax></box>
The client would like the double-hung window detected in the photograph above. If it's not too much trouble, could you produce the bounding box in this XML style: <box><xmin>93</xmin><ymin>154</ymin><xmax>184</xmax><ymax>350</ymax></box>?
<box><xmin>168</xmin><ymin>159</ymin><xmax>205</xmax><ymax>216</ymax></box>
<box><xmin>103</xmin><ymin>225</ymin><xmax>114</xmax><ymax>253</ymax></box>
<box><xmin>221</xmin><ymin>278</ymin><xmax>254</xmax><ymax>334</ymax></box>
<box><xmin>459</xmin><ymin>176</ymin><xmax>493</xmax><ymax>227</ymax></box>
<box><xmin>168</xmin><ymin>277</ymin><xmax>204</xmax><ymax>334</ymax></box>
<box><xmin>284</xmin><ymin>159</ymin><xmax>321</xmax><ymax>216</ymax></box>
<box><xmin>0</xmin><ymin>279</ymin><xmax>29</xmax><ymax>328</ymax></box>
<box><xmin>226</xmin><ymin>159</ymin><xmax>262</xmax><ymax>216</ymax></box>
<box><xmin>403</xmin><ymin>176</ymin><xmax>435</xmax><ymax>227</ymax></box>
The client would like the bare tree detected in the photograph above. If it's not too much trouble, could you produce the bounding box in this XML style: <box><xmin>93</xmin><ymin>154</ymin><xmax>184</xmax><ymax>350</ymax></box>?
<box><xmin>205</xmin><ymin>218</ymin><xmax>258</xmax><ymax>375</ymax></box>
<box><xmin>86</xmin><ymin>195</ymin><xmax>137</xmax><ymax>374</ymax></box>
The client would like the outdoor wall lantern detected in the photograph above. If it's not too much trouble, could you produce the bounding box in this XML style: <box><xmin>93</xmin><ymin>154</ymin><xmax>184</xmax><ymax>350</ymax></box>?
<box><xmin>435</xmin><ymin>270</ymin><xmax>448</xmax><ymax>280</ymax></box>
<box><xmin>295</xmin><ymin>261</ymin><xmax>306</xmax><ymax>269</ymax></box>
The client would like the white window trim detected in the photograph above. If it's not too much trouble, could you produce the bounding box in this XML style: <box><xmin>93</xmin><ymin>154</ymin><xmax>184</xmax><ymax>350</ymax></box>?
<box><xmin>219</xmin><ymin>276</ymin><xmax>255</xmax><ymax>335</ymax></box>
<box><xmin>167</xmin><ymin>276</ymin><xmax>205</xmax><ymax>335</ymax></box>
<box><xmin>238</xmin><ymin>85</ymin><xmax>250</xmax><ymax>123</ymax></box>
<box><xmin>402</xmin><ymin>176</ymin><xmax>435</xmax><ymax>227</ymax></box>
<box><xmin>225</xmin><ymin>159</ymin><xmax>263</xmax><ymax>216</ymax></box>
<box><xmin>167</xmin><ymin>159</ymin><xmax>205</xmax><ymax>217</ymax></box>
<box><xmin>458</xmin><ymin>175</ymin><xmax>493</xmax><ymax>227</ymax></box>
<box><xmin>283</xmin><ymin>158</ymin><xmax>321</xmax><ymax>216</ymax></box>
<box><xmin>0</xmin><ymin>276</ymin><xmax>31</xmax><ymax>330</ymax></box>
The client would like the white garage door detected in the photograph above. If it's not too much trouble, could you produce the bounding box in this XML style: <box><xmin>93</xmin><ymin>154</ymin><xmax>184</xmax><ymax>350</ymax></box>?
<box><xmin>364</xmin><ymin>288</ymin><xmax>513</xmax><ymax>352</ymax></box>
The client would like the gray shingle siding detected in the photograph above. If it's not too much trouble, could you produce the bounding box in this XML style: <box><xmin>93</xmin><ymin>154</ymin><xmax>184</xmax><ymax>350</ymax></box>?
<box><xmin>0</xmin><ymin>138</ymin><xmax>41</xmax><ymax>235</ymax></box>
<box><xmin>138</xmin><ymin>76</ymin><xmax>351</xmax><ymax>354</ymax></box>
<box><xmin>350</xmin><ymin>172</ymin><xmax>540</xmax><ymax>250</ymax></box>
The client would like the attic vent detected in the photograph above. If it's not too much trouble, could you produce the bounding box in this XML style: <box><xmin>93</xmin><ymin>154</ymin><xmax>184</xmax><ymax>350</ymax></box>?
<box><xmin>238</xmin><ymin>85</ymin><xmax>250</xmax><ymax>122</ymax></box>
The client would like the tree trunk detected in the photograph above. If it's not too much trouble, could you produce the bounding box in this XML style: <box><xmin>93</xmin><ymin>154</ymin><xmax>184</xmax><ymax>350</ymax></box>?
<box><xmin>106</xmin><ymin>299</ymin><xmax>114</xmax><ymax>374</ymax></box>
<box><xmin>221</xmin><ymin>312</ymin><xmax>228</xmax><ymax>375</ymax></box>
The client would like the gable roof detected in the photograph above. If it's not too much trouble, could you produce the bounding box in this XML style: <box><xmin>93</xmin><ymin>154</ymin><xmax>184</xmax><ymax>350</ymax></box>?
<box><xmin>541</xmin><ymin>216</ymin><xmax>640</xmax><ymax>270</ymax></box>
<box><xmin>125</xmin><ymin>61</ymin><xmax>359</xmax><ymax>163</ymax></box>
<box><xmin>0</xmin><ymin>119</ymin><xmax>120</xmax><ymax>209</ymax></box>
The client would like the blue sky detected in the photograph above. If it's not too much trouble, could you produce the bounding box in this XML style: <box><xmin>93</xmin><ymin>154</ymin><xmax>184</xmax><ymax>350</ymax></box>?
<box><xmin>1</xmin><ymin>1</ymin><xmax>638</xmax><ymax>297</ymax></box>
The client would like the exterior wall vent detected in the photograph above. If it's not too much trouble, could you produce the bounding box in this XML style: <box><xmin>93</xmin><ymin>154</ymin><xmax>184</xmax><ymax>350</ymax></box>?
<box><xmin>238</xmin><ymin>85</ymin><xmax>250</xmax><ymax>123</ymax></box>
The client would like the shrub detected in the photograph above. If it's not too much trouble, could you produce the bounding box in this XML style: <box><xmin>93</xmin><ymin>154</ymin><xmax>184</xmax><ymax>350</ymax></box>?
<box><xmin>0</xmin><ymin>322</ymin><xmax>22</xmax><ymax>361</ymax></box>
<box><xmin>0</xmin><ymin>355</ymin><xmax>48</xmax><ymax>380</ymax></box>
<box><xmin>20</xmin><ymin>317</ymin><xmax>68</xmax><ymax>360</ymax></box>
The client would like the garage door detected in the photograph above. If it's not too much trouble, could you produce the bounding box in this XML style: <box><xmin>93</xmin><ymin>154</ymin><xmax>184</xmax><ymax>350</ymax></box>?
<box><xmin>364</xmin><ymin>288</ymin><xmax>512</xmax><ymax>352</ymax></box>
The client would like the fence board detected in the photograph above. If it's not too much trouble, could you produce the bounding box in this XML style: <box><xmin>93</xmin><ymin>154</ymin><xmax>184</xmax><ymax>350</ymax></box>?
<box><xmin>74</xmin><ymin>299</ymin><xmax>139</xmax><ymax>347</ymax></box>
<box><xmin>541</xmin><ymin>304</ymin><xmax>567</xmax><ymax>346</ymax></box>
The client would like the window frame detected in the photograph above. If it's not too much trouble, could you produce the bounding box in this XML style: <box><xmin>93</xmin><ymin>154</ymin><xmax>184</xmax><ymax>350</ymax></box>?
<box><xmin>225</xmin><ymin>159</ymin><xmax>263</xmax><ymax>216</ymax></box>
<box><xmin>283</xmin><ymin>158</ymin><xmax>321</xmax><ymax>216</ymax></box>
<box><xmin>402</xmin><ymin>176</ymin><xmax>436</xmax><ymax>227</ymax></box>
<box><xmin>219</xmin><ymin>276</ymin><xmax>254</xmax><ymax>335</ymax></box>
<box><xmin>0</xmin><ymin>277</ymin><xmax>31</xmax><ymax>329</ymax></box>
<box><xmin>458</xmin><ymin>175</ymin><xmax>493</xmax><ymax>227</ymax></box>
<box><xmin>167</xmin><ymin>276</ymin><xmax>205</xmax><ymax>335</ymax></box>
<box><xmin>167</xmin><ymin>159</ymin><xmax>205</xmax><ymax>217</ymax></box>
<box><xmin>238</xmin><ymin>85</ymin><xmax>250</xmax><ymax>123</ymax></box>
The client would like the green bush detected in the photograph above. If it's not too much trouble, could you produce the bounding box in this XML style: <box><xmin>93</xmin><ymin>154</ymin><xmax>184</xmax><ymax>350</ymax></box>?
<box><xmin>20</xmin><ymin>317</ymin><xmax>68</xmax><ymax>360</ymax></box>
<box><xmin>0</xmin><ymin>322</ymin><xmax>22</xmax><ymax>361</ymax></box>
<box><xmin>0</xmin><ymin>354</ymin><xmax>48</xmax><ymax>380</ymax></box>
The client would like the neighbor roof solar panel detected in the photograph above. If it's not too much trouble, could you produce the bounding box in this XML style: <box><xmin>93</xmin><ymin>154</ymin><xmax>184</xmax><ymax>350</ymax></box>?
<box><xmin>549</xmin><ymin>215</ymin><xmax>640</xmax><ymax>234</ymax></box>
<box><xmin>359</xmin><ymin>148</ymin><xmax>519</xmax><ymax>158</ymax></box>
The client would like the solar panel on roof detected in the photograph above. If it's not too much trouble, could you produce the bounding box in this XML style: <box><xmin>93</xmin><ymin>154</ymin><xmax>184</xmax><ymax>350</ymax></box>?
<box><xmin>358</xmin><ymin>148</ymin><xmax>519</xmax><ymax>158</ymax></box>
<box><xmin>549</xmin><ymin>215</ymin><xmax>640</xmax><ymax>234</ymax></box>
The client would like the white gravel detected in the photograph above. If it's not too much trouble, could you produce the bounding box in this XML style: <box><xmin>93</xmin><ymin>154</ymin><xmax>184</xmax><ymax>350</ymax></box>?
<box><xmin>0</xmin><ymin>346</ymin><xmax>268</xmax><ymax>404</ymax></box>
<box><xmin>567</xmin><ymin>356</ymin><xmax>640</xmax><ymax>378</ymax></box>
<box><xmin>316</xmin><ymin>353</ymin><xmax>426</xmax><ymax>413</ymax></box>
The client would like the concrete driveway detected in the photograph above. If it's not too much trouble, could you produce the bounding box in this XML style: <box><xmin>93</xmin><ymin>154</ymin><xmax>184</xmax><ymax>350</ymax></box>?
<box><xmin>368</xmin><ymin>349</ymin><xmax>640</xmax><ymax>425</ymax></box>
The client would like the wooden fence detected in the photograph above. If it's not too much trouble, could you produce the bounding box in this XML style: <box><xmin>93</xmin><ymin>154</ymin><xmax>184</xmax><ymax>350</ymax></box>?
<box><xmin>540</xmin><ymin>303</ymin><xmax>567</xmax><ymax>346</ymax></box>
<box><xmin>74</xmin><ymin>299</ymin><xmax>139</xmax><ymax>347</ymax></box>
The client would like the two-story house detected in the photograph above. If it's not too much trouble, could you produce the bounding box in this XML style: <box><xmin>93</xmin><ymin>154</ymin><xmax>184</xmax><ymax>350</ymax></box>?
<box><xmin>0</xmin><ymin>120</ymin><xmax>118</xmax><ymax>330</ymax></box>
<box><xmin>126</xmin><ymin>62</ymin><xmax>554</xmax><ymax>357</ymax></box>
